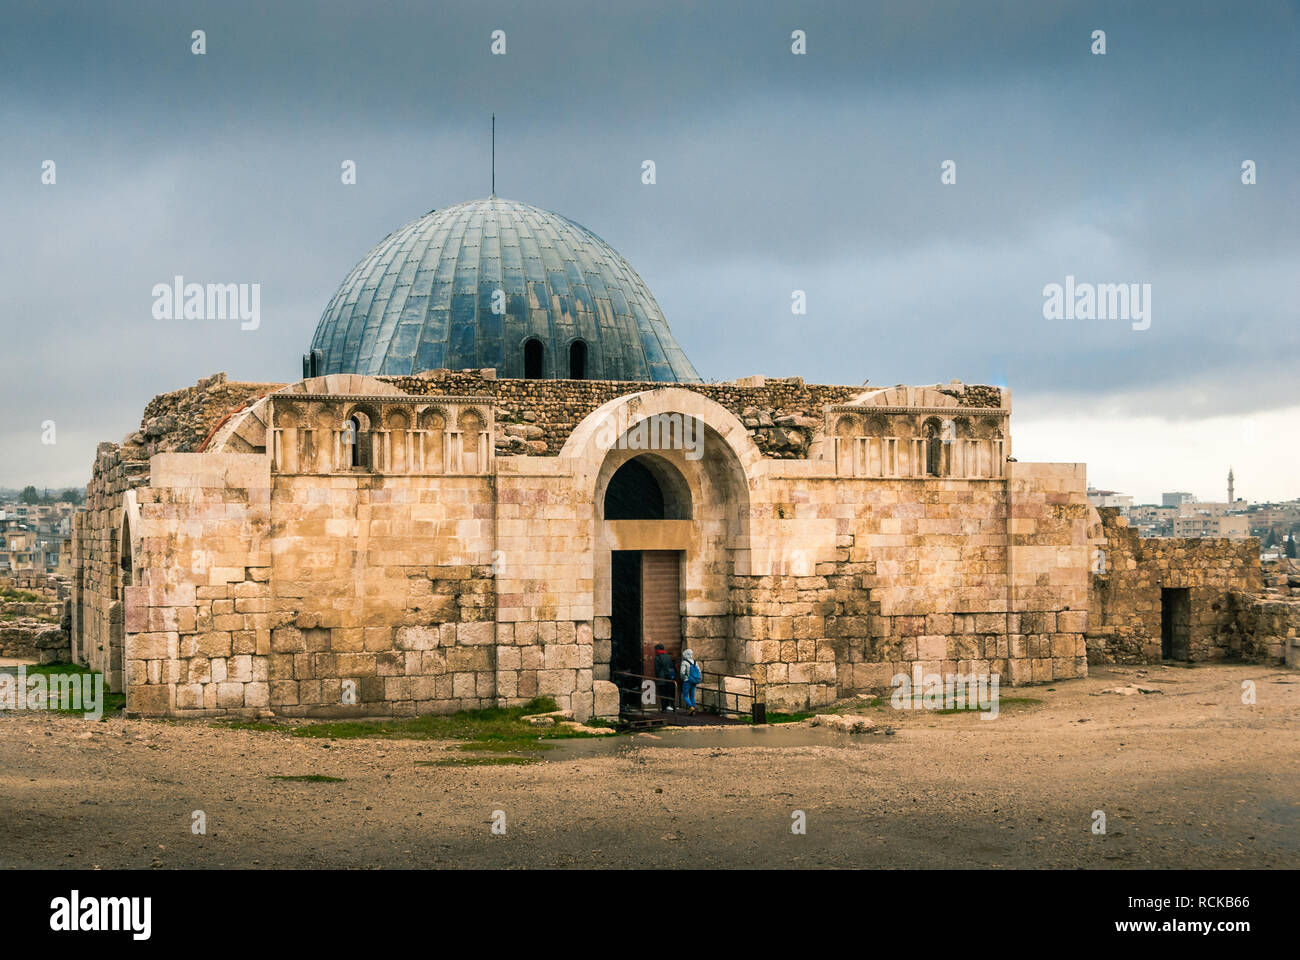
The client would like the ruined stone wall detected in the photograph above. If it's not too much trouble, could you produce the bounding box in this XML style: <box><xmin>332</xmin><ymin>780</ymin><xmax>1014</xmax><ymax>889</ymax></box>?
<box><xmin>0</xmin><ymin>622</ymin><xmax>68</xmax><ymax>662</ymax></box>
<box><xmin>72</xmin><ymin>373</ymin><xmax>284</xmax><ymax>691</ymax></box>
<box><xmin>1218</xmin><ymin>592</ymin><xmax>1299</xmax><ymax>665</ymax></box>
<box><xmin>0</xmin><ymin>573</ymin><xmax>71</xmax><ymax>601</ymax></box>
<box><xmin>1262</xmin><ymin>559</ymin><xmax>1300</xmax><ymax>598</ymax></box>
<box><xmin>140</xmin><ymin>373</ymin><xmax>284</xmax><ymax>453</ymax></box>
<box><xmin>0</xmin><ymin>582</ymin><xmax>68</xmax><ymax>664</ymax></box>
<box><xmin>1086</xmin><ymin>509</ymin><xmax>1263</xmax><ymax>663</ymax></box>
<box><xmin>119</xmin><ymin>453</ymin><xmax>272</xmax><ymax>715</ymax></box>
<box><xmin>73</xmin><ymin>442</ymin><xmax>150</xmax><ymax>690</ymax></box>
<box><xmin>380</xmin><ymin>371</ymin><xmax>1007</xmax><ymax>461</ymax></box>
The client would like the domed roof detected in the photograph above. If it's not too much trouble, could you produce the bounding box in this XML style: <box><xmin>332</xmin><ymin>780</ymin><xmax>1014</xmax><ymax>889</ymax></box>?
<box><xmin>308</xmin><ymin>196</ymin><xmax>700</xmax><ymax>382</ymax></box>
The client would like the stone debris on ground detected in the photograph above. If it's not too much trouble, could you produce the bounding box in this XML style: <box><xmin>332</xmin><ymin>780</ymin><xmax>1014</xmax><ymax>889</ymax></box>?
<box><xmin>806</xmin><ymin>713</ymin><xmax>875</xmax><ymax>733</ymax></box>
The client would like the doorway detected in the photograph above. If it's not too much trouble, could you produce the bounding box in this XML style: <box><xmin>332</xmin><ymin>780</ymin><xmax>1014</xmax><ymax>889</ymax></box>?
<box><xmin>610</xmin><ymin>549</ymin><xmax>683</xmax><ymax>683</ymax></box>
<box><xmin>1160</xmin><ymin>587</ymin><xmax>1191</xmax><ymax>660</ymax></box>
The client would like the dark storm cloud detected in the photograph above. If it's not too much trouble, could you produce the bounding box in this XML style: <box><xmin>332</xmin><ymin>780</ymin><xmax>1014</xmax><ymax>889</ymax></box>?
<box><xmin>1</xmin><ymin>0</ymin><xmax>1296</xmax><ymax>488</ymax></box>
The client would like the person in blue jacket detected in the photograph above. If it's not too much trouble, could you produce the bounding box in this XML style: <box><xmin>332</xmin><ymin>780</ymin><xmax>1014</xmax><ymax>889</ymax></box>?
<box><xmin>679</xmin><ymin>648</ymin><xmax>701</xmax><ymax>716</ymax></box>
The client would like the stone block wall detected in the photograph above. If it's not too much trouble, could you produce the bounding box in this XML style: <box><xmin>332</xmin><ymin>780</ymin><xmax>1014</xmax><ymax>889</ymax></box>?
<box><xmin>1262</xmin><ymin>559</ymin><xmax>1300</xmax><ymax>598</ymax></box>
<box><xmin>0</xmin><ymin>622</ymin><xmax>69</xmax><ymax>663</ymax></box>
<box><xmin>72</xmin><ymin>373</ymin><xmax>1116</xmax><ymax>720</ymax></box>
<box><xmin>72</xmin><ymin>373</ymin><xmax>282</xmax><ymax>692</ymax></box>
<box><xmin>383</xmin><ymin>371</ymin><xmax>1004</xmax><ymax>461</ymax></box>
<box><xmin>122</xmin><ymin>453</ymin><xmax>273</xmax><ymax>715</ymax></box>
<box><xmin>265</xmin><ymin>472</ymin><xmax>499</xmax><ymax>717</ymax></box>
<box><xmin>1217</xmin><ymin>592</ymin><xmax>1299</xmax><ymax>665</ymax></box>
<box><xmin>1086</xmin><ymin>509</ymin><xmax>1263</xmax><ymax>663</ymax></box>
<box><xmin>723</xmin><ymin>461</ymin><xmax>1092</xmax><ymax>712</ymax></box>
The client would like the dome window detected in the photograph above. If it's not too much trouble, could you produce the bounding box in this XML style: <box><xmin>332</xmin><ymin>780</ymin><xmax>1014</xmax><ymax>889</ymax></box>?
<box><xmin>569</xmin><ymin>340</ymin><xmax>587</xmax><ymax>380</ymax></box>
<box><xmin>523</xmin><ymin>338</ymin><xmax>544</xmax><ymax>379</ymax></box>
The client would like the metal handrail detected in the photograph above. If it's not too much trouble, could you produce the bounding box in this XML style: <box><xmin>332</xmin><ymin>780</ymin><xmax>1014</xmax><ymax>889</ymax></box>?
<box><xmin>612</xmin><ymin>667</ymin><xmax>757</xmax><ymax>719</ymax></box>
<box><xmin>693</xmin><ymin>670</ymin><xmax>754</xmax><ymax>717</ymax></box>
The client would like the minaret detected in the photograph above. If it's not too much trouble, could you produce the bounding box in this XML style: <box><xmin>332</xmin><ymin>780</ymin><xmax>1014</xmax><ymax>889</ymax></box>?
<box><xmin>1227</xmin><ymin>467</ymin><xmax>1235</xmax><ymax>504</ymax></box>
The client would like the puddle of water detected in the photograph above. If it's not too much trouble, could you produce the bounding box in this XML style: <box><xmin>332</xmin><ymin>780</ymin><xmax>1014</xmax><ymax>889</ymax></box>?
<box><xmin>542</xmin><ymin>723</ymin><xmax>884</xmax><ymax>760</ymax></box>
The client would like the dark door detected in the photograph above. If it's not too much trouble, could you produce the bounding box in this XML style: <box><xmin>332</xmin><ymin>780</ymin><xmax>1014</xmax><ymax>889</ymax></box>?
<box><xmin>611</xmin><ymin>551</ymin><xmax>642</xmax><ymax>682</ymax></box>
<box><xmin>1160</xmin><ymin>587</ymin><xmax>1191</xmax><ymax>660</ymax></box>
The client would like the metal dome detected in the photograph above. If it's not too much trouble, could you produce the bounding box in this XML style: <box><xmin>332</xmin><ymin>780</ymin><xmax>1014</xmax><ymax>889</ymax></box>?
<box><xmin>308</xmin><ymin>196</ymin><xmax>701</xmax><ymax>382</ymax></box>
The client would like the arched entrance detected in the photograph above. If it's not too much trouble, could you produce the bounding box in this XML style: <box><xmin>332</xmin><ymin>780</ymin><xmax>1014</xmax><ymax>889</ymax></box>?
<box><xmin>604</xmin><ymin>456</ymin><xmax>693</xmax><ymax>684</ymax></box>
<box><xmin>564</xmin><ymin>390</ymin><xmax>758</xmax><ymax>714</ymax></box>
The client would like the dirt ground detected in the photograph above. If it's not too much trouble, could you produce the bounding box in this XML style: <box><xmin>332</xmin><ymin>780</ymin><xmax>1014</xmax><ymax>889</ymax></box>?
<box><xmin>1</xmin><ymin>663</ymin><xmax>1296</xmax><ymax>869</ymax></box>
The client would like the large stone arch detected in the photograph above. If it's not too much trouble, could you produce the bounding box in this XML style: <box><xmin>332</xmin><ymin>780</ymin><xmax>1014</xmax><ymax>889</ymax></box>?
<box><xmin>562</xmin><ymin>389</ymin><xmax>760</xmax><ymax>682</ymax></box>
<box><xmin>560</xmin><ymin>388</ymin><xmax>763</xmax><ymax>485</ymax></box>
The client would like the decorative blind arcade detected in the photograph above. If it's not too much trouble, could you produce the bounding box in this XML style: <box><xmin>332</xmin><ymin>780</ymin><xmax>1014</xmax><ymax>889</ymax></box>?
<box><xmin>834</xmin><ymin>435</ymin><xmax>1004</xmax><ymax>479</ymax></box>
<box><xmin>268</xmin><ymin>398</ymin><xmax>494</xmax><ymax>476</ymax></box>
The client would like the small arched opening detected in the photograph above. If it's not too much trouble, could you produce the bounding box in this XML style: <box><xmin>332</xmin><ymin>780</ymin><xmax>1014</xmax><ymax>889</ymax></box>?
<box><xmin>523</xmin><ymin>338</ymin><xmax>544</xmax><ymax>379</ymax></box>
<box><xmin>345</xmin><ymin>409</ymin><xmax>374</xmax><ymax>469</ymax></box>
<box><xmin>603</xmin><ymin>456</ymin><xmax>691</xmax><ymax>521</ymax></box>
<box><xmin>118</xmin><ymin>514</ymin><xmax>133</xmax><ymax>600</ymax></box>
<box><xmin>569</xmin><ymin>340</ymin><xmax>588</xmax><ymax>380</ymax></box>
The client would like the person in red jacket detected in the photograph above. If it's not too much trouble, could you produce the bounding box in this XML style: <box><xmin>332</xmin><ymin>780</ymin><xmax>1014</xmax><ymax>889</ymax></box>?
<box><xmin>653</xmin><ymin>644</ymin><xmax>676</xmax><ymax>711</ymax></box>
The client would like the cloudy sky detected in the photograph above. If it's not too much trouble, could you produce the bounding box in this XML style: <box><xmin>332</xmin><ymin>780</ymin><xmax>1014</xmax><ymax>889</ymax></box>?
<box><xmin>2</xmin><ymin>0</ymin><xmax>1296</xmax><ymax>503</ymax></box>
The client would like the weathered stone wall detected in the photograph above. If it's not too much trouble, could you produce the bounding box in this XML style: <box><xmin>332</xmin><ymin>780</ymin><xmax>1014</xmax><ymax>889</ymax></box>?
<box><xmin>1</xmin><ymin>573</ymin><xmax>71</xmax><ymax>601</ymax></box>
<box><xmin>119</xmin><ymin>453</ymin><xmax>273</xmax><ymax>715</ymax></box>
<box><xmin>1262</xmin><ymin>559</ymin><xmax>1300</xmax><ymax>598</ymax></box>
<box><xmin>72</xmin><ymin>374</ymin><xmax>283</xmax><ymax>692</ymax></box>
<box><xmin>730</xmin><ymin>461</ymin><xmax>1091</xmax><ymax>711</ymax></box>
<box><xmin>381</xmin><ymin>371</ymin><xmax>1003</xmax><ymax>461</ymax></box>
<box><xmin>1086</xmin><ymin>509</ymin><xmax>1263</xmax><ymax>663</ymax></box>
<box><xmin>75</xmin><ymin>376</ymin><xmax>1096</xmax><ymax>719</ymax></box>
<box><xmin>141</xmin><ymin>373</ymin><xmax>283</xmax><ymax>453</ymax></box>
<box><xmin>265</xmin><ymin>473</ymin><xmax>500</xmax><ymax>718</ymax></box>
<box><xmin>0</xmin><ymin>622</ymin><xmax>69</xmax><ymax>662</ymax></box>
<box><xmin>72</xmin><ymin>443</ymin><xmax>148</xmax><ymax>690</ymax></box>
<box><xmin>1218</xmin><ymin>592</ymin><xmax>1300</xmax><ymax>665</ymax></box>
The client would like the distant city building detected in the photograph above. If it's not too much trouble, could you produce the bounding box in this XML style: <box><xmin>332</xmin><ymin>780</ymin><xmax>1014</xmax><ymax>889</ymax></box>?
<box><xmin>1172</xmin><ymin>514</ymin><xmax>1250</xmax><ymax>539</ymax></box>
<box><xmin>1087</xmin><ymin>487</ymin><xmax>1133</xmax><ymax>509</ymax></box>
<box><xmin>1162</xmin><ymin>491</ymin><xmax>1196</xmax><ymax>507</ymax></box>
<box><xmin>0</xmin><ymin>499</ymin><xmax>78</xmax><ymax>574</ymax></box>
<box><xmin>1179</xmin><ymin>501</ymin><xmax>1235</xmax><ymax>519</ymax></box>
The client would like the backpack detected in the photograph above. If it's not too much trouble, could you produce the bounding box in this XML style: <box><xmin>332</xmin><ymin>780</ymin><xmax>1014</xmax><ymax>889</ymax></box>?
<box><xmin>688</xmin><ymin>660</ymin><xmax>701</xmax><ymax>684</ymax></box>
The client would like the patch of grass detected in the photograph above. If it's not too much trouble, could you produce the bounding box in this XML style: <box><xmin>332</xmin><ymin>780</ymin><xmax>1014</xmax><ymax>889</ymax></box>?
<box><xmin>213</xmin><ymin>719</ymin><xmax>283</xmax><ymax>732</ymax></box>
<box><xmin>0</xmin><ymin>662</ymin><xmax>124</xmax><ymax>716</ymax></box>
<box><xmin>763</xmin><ymin>711</ymin><xmax>814</xmax><ymax>724</ymax></box>
<box><xmin>208</xmin><ymin>696</ymin><xmax>621</xmax><ymax>750</ymax></box>
<box><xmin>934</xmin><ymin>696</ymin><xmax>1042</xmax><ymax>715</ymax></box>
<box><xmin>268</xmin><ymin>774</ymin><xmax>345</xmax><ymax>783</ymax></box>
<box><xmin>0</xmin><ymin>588</ymin><xmax>44</xmax><ymax>602</ymax></box>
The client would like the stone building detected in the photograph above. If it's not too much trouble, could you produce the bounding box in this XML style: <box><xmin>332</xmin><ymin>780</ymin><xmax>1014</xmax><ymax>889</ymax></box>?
<box><xmin>69</xmin><ymin>197</ymin><xmax>1291</xmax><ymax>720</ymax></box>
